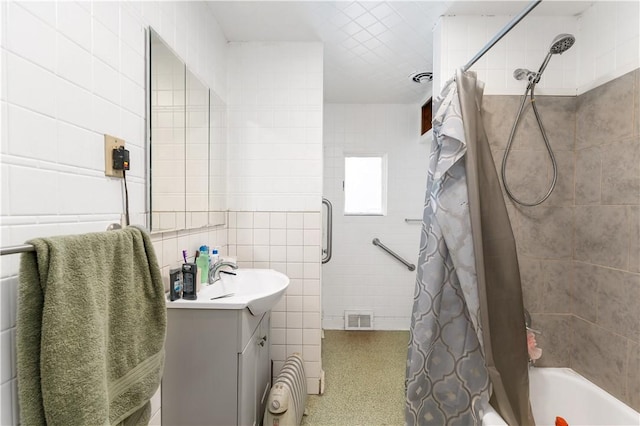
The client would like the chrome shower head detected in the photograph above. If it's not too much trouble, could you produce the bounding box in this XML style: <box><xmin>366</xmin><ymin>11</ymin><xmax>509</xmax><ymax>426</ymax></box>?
<box><xmin>549</xmin><ymin>33</ymin><xmax>575</xmax><ymax>54</ymax></box>
<box><xmin>516</xmin><ymin>33</ymin><xmax>577</xmax><ymax>85</ymax></box>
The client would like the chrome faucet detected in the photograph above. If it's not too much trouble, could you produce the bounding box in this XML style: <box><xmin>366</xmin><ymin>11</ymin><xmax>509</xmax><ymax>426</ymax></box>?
<box><xmin>209</xmin><ymin>260</ymin><xmax>238</xmax><ymax>284</ymax></box>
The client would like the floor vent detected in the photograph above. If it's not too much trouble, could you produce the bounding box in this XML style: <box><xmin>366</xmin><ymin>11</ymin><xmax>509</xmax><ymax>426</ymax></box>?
<box><xmin>344</xmin><ymin>311</ymin><xmax>374</xmax><ymax>330</ymax></box>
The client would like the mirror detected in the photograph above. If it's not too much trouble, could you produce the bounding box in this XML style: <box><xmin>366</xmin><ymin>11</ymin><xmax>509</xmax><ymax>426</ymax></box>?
<box><xmin>185</xmin><ymin>69</ymin><xmax>210</xmax><ymax>228</ymax></box>
<box><xmin>150</xmin><ymin>29</ymin><xmax>186</xmax><ymax>231</ymax></box>
<box><xmin>209</xmin><ymin>91</ymin><xmax>227</xmax><ymax>225</ymax></box>
<box><xmin>148</xmin><ymin>28</ymin><xmax>226</xmax><ymax>232</ymax></box>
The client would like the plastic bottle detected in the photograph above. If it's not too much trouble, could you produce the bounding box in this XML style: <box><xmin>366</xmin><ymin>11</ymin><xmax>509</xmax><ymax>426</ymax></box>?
<box><xmin>211</xmin><ymin>248</ymin><xmax>219</xmax><ymax>266</ymax></box>
<box><xmin>196</xmin><ymin>245</ymin><xmax>210</xmax><ymax>285</ymax></box>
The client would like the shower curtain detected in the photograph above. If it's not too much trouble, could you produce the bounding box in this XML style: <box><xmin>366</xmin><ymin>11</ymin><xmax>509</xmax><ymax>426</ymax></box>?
<box><xmin>406</xmin><ymin>69</ymin><xmax>534</xmax><ymax>426</ymax></box>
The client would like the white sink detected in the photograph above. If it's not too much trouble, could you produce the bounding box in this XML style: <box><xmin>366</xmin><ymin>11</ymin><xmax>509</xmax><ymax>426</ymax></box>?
<box><xmin>167</xmin><ymin>269</ymin><xmax>289</xmax><ymax>316</ymax></box>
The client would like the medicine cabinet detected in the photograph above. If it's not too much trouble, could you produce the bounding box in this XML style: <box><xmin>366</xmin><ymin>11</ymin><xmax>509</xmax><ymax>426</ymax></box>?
<box><xmin>147</xmin><ymin>28</ymin><xmax>227</xmax><ymax>232</ymax></box>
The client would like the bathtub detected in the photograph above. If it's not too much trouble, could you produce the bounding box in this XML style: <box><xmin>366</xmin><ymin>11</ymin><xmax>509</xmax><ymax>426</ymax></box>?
<box><xmin>482</xmin><ymin>368</ymin><xmax>640</xmax><ymax>426</ymax></box>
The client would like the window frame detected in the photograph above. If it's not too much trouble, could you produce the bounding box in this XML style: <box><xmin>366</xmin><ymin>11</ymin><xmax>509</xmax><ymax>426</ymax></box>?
<box><xmin>343</xmin><ymin>153</ymin><xmax>388</xmax><ymax>216</ymax></box>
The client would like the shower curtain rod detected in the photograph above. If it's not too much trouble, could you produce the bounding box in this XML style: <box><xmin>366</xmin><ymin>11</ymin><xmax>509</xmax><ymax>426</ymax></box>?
<box><xmin>459</xmin><ymin>0</ymin><xmax>542</xmax><ymax>73</ymax></box>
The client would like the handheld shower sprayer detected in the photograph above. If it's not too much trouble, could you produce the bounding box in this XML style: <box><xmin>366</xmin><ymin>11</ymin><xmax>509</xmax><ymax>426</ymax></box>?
<box><xmin>535</xmin><ymin>33</ymin><xmax>576</xmax><ymax>79</ymax></box>
<box><xmin>549</xmin><ymin>33</ymin><xmax>576</xmax><ymax>54</ymax></box>
<box><xmin>503</xmin><ymin>34</ymin><xmax>576</xmax><ymax>206</ymax></box>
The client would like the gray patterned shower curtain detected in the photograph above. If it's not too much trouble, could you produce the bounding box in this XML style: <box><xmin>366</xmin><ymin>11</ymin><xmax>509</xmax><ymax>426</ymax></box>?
<box><xmin>405</xmin><ymin>70</ymin><xmax>534</xmax><ymax>426</ymax></box>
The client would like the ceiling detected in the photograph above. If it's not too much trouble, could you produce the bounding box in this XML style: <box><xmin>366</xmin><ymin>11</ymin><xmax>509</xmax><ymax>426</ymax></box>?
<box><xmin>208</xmin><ymin>1</ymin><xmax>595</xmax><ymax>104</ymax></box>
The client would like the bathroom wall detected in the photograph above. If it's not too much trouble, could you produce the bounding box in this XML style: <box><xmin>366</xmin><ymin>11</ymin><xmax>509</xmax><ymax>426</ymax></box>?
<box><xmin>482</xmin><ymin>93</ymin><xmax>577</xmax><ymax>369</ymax></box>
<box><xmin>483</xmin><ymin>67</ymin><xmax>640</xmax><ymax>412</ymax></box>
<box><xmin>433</xmin><ymin>15</ymin><xmax>578</xmax><ymax>96</ymax></box>
<box><xmin>0</xmin><ymin>2</ymin><xmax>228</xmax><ymax>424</ymax></box>
<box><xmin>322</xmin><ymin>103</ymin><xmax>427</xmax><ymax>330</ymax></box>
<box><xmin>226</xmin><ymin>42</ymin><xmax>325</xmax><ymax>393</ymax></box>
<box><xmin>571</xmin><ymin>69</ymin><xmax>639</xmax><ymax>410</ymax></box>
<box><xmin>434</xmin><ymin>1</ymin><xmax>639</xmax><ymax>97</ymax></box>
<box><xmin>576</xmin><ymin>1</ymin><xmax>640</xmax><ymax>94</ymax></box>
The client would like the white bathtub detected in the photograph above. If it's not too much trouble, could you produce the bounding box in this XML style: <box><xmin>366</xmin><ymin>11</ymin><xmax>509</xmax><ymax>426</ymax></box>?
<box><xmin>482</xmin><ymin>368</ymin><xmax>640</xmax><ymax>426</ymax></box>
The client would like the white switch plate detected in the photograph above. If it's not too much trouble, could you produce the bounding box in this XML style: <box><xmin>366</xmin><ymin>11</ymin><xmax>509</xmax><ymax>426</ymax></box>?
<box><xmin>104</xmin><ymin>134</ymin><xmax>125</xmax><ymax>178</ymax></box>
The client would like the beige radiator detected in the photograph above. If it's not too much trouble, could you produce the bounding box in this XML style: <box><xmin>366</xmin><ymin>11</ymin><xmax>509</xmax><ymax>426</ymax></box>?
<box><xmin>263</xmin><ymin>353</ymin><xmax>307</xmax><ymax>426</ymax></box>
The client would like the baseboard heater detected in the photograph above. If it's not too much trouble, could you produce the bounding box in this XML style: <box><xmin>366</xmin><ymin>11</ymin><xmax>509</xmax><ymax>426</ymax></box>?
<box><xmin>263</xmin><ymin>353</ymin><xmax>307</xmax><ymax>426</ymax></box>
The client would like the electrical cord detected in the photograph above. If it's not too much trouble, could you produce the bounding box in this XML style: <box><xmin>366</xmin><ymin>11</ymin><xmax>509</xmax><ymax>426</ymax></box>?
<box><xmin>122</xmin><ymin>169</ymin><xmax>130</xmax><ymax>226</ymax></box>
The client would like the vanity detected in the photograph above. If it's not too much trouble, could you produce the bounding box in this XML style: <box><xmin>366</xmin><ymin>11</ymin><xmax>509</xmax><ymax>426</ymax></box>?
<box><xmin>161</xmin><ymin>269</ymin><xmax>289</xmax><ymax>426</ymax></box>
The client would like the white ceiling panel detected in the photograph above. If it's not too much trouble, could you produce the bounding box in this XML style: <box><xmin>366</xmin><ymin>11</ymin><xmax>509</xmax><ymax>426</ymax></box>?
<box><xmin>208</xmin><ymin>1</ymin><xmax>595</xmax><ymax>104</ymax></box>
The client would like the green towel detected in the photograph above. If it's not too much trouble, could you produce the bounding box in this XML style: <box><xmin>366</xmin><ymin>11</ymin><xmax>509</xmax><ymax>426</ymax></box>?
<box><xmin>17</xmin><ymin>227</ymin><xmax>166</xmax><ymax>426</ymax></box>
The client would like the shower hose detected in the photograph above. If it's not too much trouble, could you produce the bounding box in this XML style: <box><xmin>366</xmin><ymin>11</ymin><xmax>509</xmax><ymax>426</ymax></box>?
<box><xmin>501</xmin><ymin>81</ymin><xmax>558</xmax><ymax>207</ymax></box>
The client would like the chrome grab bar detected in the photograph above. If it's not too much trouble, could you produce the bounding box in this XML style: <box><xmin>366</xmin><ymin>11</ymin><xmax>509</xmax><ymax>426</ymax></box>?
<box><xmin>404</xmin><ymin>218</ymin><xmax>422</xmax><ymax>223</ymax></box>
<box><xmin>322</xmin><ymin>198</ymin><xmax>333</xmax><ymax>264</ymax></box>
<box><xmin>372</xmin><ymin>238</ymin><xmax>415</xmax><ymax>271</ymax></box>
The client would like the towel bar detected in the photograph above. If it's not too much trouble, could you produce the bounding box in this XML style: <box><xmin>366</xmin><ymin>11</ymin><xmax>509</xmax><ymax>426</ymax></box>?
<box><xmin>0</xmin><ymin>223</ymin><xmax>123</xmax><ymax>256</ymax></box>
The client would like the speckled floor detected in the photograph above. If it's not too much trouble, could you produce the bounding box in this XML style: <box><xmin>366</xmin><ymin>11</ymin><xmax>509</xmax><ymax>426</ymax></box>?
<box><xmin>301</xmin><ymin>330</ymin><xmax>409</xmax><ymax>426</ymax></box>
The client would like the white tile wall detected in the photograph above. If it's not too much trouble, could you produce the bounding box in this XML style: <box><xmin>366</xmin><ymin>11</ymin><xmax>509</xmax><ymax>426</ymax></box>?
<box><xmin>323</xmin><ymin>104</ymin><xmax>427</xmax><ymax>330</ymax></box>
<box><xmin>227</xmin><ymin>211</ymin><xmax>323</xmax><ymax>393</ymax></box>
<box><xmin>227</xmin><ymin>42</ymin><xmax>324</xmax><ymax>213</ymax></box>
<box><xmin>0</xmin><ymin>1</ymin><xmax>229</xmax><ymax>423</ymax></box>
<box><xmin>434</xmin><ymin>15</ymin><xmax>578</xmax><ymax>96</ymax></box>
<box><xmin>226</xmin><ymin>41</ymin><xmax>324</xmax><ymax>393</ymax></box>
<box><xmin>434</xmin><ymin>5</ymin><xmax>639</xmax><ymax>96</ymax></box>
<box><xmin>577</xmin><ymin>1</ymin><xmax>640</xmax><ymax>94</ymax></box>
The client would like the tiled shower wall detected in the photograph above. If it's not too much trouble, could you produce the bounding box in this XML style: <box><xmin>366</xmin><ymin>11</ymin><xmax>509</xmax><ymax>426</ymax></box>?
<box><xmin>571</xmin><ymin>69</ymin><xmax>639</xmax><ymax>410</ymax></box>
<box><xmin>482</xmin><ymin>93</ymin><xmax>577</xmax><ymax>366</ymax></box>
<box><xmin>439</xmin><ymin>3</ymin><xmax>639</xmax><ymax>410</ymax></box>
<box><xmin>482</xmin><ymin>68</ymin><xmax>640</xmax><ymax>411</ymax></box>
<box><xmin>0</xmin><ymin>2</ymin><xmax>229</xmax><ymax>424</ymax></box>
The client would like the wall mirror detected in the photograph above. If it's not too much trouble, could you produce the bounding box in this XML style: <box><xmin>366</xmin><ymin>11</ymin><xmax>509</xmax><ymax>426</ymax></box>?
<box><xmin>209</xmin><ymin>92</ymin><xmax>227</xmax><ymax>226</ymax></box>
<box><xmin>148</xmin><ymin>28</ymin><xmax>226</xmax><ymax>232</ymax></box>
<box><xmin>185</xmin><ymin>68</ymin><xmax>210</xmax><ymax>228</ymax></box>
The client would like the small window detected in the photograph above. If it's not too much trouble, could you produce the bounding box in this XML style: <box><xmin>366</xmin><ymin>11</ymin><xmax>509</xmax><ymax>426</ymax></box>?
<box><xmin>344</xmin><ymin>155</ymin><xmax>387</xmax><ymax>215</ymax></box>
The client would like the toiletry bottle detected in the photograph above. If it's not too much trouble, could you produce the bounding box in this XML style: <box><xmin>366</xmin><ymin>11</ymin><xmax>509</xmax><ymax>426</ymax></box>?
<box><xmin>169</xmin><ymin>268</ymin><xmax>182</xmax><ymax>301</ymax></box>
<box><xmin>196</xmin><ymin>245</ymin><xmax>210</xmax><ymax>285</ymax></box>
<box><xmin>182</xmin><ymin>263</ymin><xmax>197</xmax><ymax>300</ymax></box>
<box><xmin>211</xmin><ymin>248</ymin><xmax>219</xmax><ymax>266</ymax></box>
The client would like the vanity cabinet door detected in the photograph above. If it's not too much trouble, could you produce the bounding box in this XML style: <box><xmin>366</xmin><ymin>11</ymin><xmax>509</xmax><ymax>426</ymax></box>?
<box><xmin>238</xmin><ymin>324</ymin><xmax>260</xmax><ymax>426</ymax></box>
<box><xmin>256</xmin><ymin>313</ymin><xmax>271</xmax><ymax>421</ymax></box>
<box><xmin>238</xmin><ymin>313</ymin><xmax>271</xmax><ymax>426</ymax></box>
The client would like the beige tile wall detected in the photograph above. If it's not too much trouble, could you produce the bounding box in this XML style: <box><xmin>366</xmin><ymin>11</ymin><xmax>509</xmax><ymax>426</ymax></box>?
<box><xmin>483</xmin><ymin>68</ymin><xmax>640</xmax><ymax>411</ymax></box>
<box><xmin>572</xmin><ymin>69</ymin><xmax>640</xmax><ymax>409</ymax></box>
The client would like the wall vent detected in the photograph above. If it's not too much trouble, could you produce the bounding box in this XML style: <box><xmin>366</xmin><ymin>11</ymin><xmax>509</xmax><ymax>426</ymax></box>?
<box><xmin>344</xmin><ymin>311</ymin><xmax>374</xmax><ymax>330</ymax></box>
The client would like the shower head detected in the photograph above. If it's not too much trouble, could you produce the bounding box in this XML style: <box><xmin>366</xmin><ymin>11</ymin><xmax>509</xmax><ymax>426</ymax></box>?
<box><xmin>549</xmin><ymin>33</ymin><xmax>575</xmax><ymax>54</ymax></box>
<box><xmin>515</xmin><ymin>33</ymin><xmax>577</xmax><ymax>85</ymax></box>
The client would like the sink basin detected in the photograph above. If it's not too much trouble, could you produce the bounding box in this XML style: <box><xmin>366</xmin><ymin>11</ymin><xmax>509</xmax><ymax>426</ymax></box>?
<box><xmin>167</xmin><ymin>269</ymin><xmax>289</xmax><ymax>315</ymax></box>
